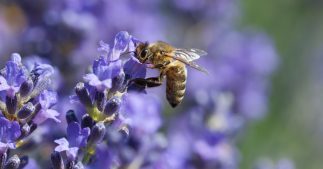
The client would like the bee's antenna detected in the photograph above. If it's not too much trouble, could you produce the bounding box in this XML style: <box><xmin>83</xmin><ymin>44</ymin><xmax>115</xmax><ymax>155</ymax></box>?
<box><xmin>121</xmin><ymin>51</ymin><xmax>135</xmax><ymax>57</ymax></box>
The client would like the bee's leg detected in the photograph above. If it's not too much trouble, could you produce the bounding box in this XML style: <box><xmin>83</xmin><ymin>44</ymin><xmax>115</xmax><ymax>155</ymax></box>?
<box><xmin>130</xmin><ymin>77</ymin><xmax>163</xmax><ymax>88</ymax></box>
<box><xmin>146</xmin><ymin>77</ymin><xmax>163</xmax><ymax>87</ymax></box>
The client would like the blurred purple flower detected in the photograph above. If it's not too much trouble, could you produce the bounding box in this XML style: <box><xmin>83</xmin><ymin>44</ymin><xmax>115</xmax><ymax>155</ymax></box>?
<box><xmin>187</xmin><ymin>30</ymin><xmax>278</xmax><ymax>120</ymax></box>
<box><xmin>194</xmin><ymin>139</ymin><xmax>238</xmax><ymax>166</ymax></box>
<box><xmin>88</xmin><ymin>145</ymin><xmax>115</xmax><ymax>169</ymax></box>
<box><xmin>121</xmin><ymin>93</ymin><xmax>161</xmax><ymax>135</ymax></box>
<box><xmin>24</xmin><ymin>158</ymin><xmax>40</xmax><ymax>169</ymax></box>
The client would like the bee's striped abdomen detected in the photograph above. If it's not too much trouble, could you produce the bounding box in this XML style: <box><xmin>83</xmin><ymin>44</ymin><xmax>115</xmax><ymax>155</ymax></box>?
<box><xmin>165</xmin><ymin>64</ymin><xmax>187</xmax><ymax>107</ymax></box>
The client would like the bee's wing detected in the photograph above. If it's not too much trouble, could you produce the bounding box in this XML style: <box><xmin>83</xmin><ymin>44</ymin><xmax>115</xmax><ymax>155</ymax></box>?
<box><xmin>174</xmin><ymin>48</ymin><xmax>207</xmax><ymax>61</ymax></box>
<box><xmin>165</xmin><ymin>48</ymin><xmax>208</xmax><ymax>74</ymax></box>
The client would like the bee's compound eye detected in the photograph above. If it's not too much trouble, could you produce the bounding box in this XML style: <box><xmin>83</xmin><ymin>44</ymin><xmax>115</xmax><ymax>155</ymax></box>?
<box><xmin>141</xmin><ymin>49</ymin><xmax>148</xmax><ymax>59</ymax></box>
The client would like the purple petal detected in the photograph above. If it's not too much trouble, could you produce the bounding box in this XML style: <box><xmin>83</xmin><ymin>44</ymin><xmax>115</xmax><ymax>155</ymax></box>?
<box><xmin>67</xmin><ymin>122</ymin><xmax>81</xmax><ymax>146</ymax></box>
<box><xmin>5</xmin><ymin>56</ymin><xmax>26</xmax><ymax>87</ymax></box>
<box><xmin>39</xmin><ymin>90</ymin><xmax>58</xmax><ymax>109</ymax></box>
<box><xmin>84</xmin><ymin>74</ymin><xmax>112</xmax><ymax>91</ymax></box>
<box><xmin>92</xmin><ymin>58</ymin><xmax>108</xmax><ymax>76</ymax></box>
<box><xmin>66</xmin><ymin>147</ymin><xmax>79</xmax><ymax>161</ymax></box>
<box><xmin>123</xmin><ymin>57</ymin><xmax>146</xmax><ymax>79</ymax></box>
<box><xmin>5</xmin><ymin>61</ymin><xmax>20</xmax><ymax>85</ymax></box>
<box><xmin>128</xmin><ymin>37</ymin><xmax>142</xmax><ymax>52</ymax></box>
<box><xmin>107</xmin><ymin>60</ymin><xmax>122</xmax><ymax>78</ymax></box>
<box><xmin>6</xmin><ymin>86</ymin><xmax>20</xmax><ymax>98</ymax></box>
<box><xmin>98</xmin><ymin>41</ymin><xmax>110</xmax><ymax>58</ymax></box>
<box><xmin>84</xmin><ymin>74</ymin><xmax>101</xmax><ymax>86</ymax></box>
<box><xmin>0</xmin><ymin>118</ymin><xmax>10</xmax><ymax>137</ymax></box>
<box><xmin>7</xmin><ymin>121</ymin><xmax>21</xmax><ymax>142</ymax></box>
<box><xmin>0</xmin><ymin>117</ymin><xmax>21</xmax><ymax>142</ymax></box>
<box><xmin>10</xmin><ymin>53</ymin><xmax>22</xmax><ymax>63</ymax></box>
<box><xmin>54</xmin><ymin>138</ymin><xmax>79</xmax><ymax>161</ymax></box>
<box><xmin>79</xmin><ymin>127</ymin><xmax>90</xmax><ymax>147</ymax></box>
<box><xmin>85</xmin><ymin>60</ymin><xmax>122</xmax><ymax>91</ymax></box>
<box><xmin>67</xmin><ymin>122</ymin><xmax>90</xmax><ymax>148</ymax></box>
<box><xmin>0</xmin><ymin>76</ymin><xmax>9</xmax><ymax>91</ymax></box>
<box><xmin>33</xmin><ymin>109</ymin><xmax>61</xmax><ymax>125</ymax></box>
<box><xmin>111</xmin><ymin>31</ymin><xmax>130</xmax><ymax>61</ymax></box>
<box><xmin>0</xmin><ymin>142</ymin><xmax>15</xmax><ymax>154</ymax></box>
<box><xmin>100</xmin><ymin>79</ymin><xmax>113</xmax><ymax>89</ymax></box>
<box><xmin>90</xmin><ymin>59</ymin><xmax>122</xmax><ymax>90</ymax></box>
<box><xmin>54</xmin><ymin>138</ymin><xmax>69</xmax><ymax>152</ymax></box>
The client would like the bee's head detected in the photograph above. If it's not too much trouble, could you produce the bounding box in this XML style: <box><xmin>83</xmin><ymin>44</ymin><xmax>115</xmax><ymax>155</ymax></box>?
<box><xmin>135</xmin><ymin>41</ymin><xmax>149</xmax><ymax>63</ymax></box>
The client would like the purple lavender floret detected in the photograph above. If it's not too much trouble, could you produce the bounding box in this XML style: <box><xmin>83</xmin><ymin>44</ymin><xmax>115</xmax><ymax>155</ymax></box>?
<box><xmin>0</xmin><ymin>117</ymin><xmax>21</xmax><ymax>154</ymax></box>
<box><xmin>67</xmin><ymin>122</ymin><xmax>90</xmax><ymax>148</ymax></box>
<box><xmin>53</xmin><ymin>120</ymin><xmax>90</xmax><ymax>161</ymax></box>
<box><xmin>84</xmin><ymin>58</ymin><xmax>122</xmax><ymax>91</ymax></box>
<box><xmin>111</xmin><ymin>31</ymin><xmax>131</xmax><ymax>61</ymax></box>
<box><xmin>33</xmin><ymin>90</ymin><xmax>60</xmax><ymax>124</ymax></box>
<box><xmin>0</xmin><ymin>53</ymin><xmax>28</xmax><ymax>98</ymax></box>
<box><xmin>54</xmin><ymin>138</ymin><xmax>79</xmax><ymax>161</ymax></box>
<box><xmin>53</xmin><ymin>110</ymin><xmax>90</xmax><ymax>168</ymax></box>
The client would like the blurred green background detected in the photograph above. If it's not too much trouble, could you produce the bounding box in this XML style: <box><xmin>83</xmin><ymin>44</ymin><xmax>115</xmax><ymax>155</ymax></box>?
<box><xmin>239</xmin><ymin>0</ymin><xmax>323</xmax><ymax>168</ymax></box>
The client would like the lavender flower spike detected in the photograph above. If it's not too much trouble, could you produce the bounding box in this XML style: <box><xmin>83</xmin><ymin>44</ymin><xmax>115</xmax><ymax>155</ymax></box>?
<box><xmin>73</xmin><ymin>31</ymin><xmax>147</xmax><ymax>122</ymax></box>
<box><xmin>60</xmin><ymin>31</ymin><xmax>155</xmax><ymax>168</ymax></box>
<box><xmin>0</xmin><ymin>54</ymin><xmax>61</xmax><ymax>168</ymax></box>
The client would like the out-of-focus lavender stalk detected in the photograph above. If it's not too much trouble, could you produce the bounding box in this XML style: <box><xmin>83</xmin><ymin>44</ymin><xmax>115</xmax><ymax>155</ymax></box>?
<box><xmin>0</xmin><ymin>53</ymin><xmax>60</xmax><ymax>168</ymax></box>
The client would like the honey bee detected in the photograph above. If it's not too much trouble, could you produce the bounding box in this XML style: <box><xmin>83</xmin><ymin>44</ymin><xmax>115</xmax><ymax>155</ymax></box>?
<box><xmin>131</xmin><ymin>41</ymin><xmax>208</xmax><ymax>107</ymax></box>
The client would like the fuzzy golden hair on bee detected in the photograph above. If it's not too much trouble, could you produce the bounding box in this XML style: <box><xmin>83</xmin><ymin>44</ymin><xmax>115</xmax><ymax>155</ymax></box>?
<box><xmin>131</xmin><ymin>41</ymin><xmax>207</xmax><ymax>107</ymax></box>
